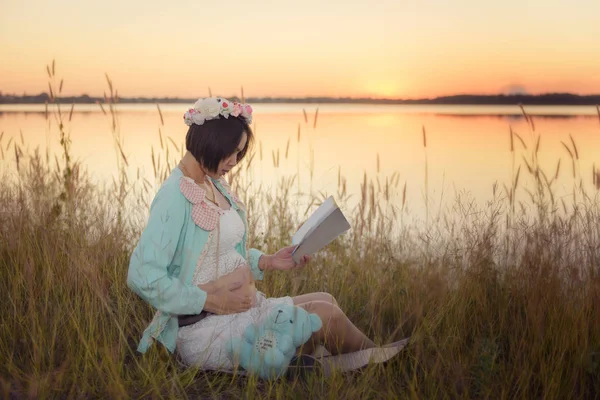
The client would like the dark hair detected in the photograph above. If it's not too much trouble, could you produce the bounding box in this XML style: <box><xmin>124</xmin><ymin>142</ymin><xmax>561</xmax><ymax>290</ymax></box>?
<box><xmin>185</xmin><ymin>116</ymin><xmax>253</xmax><ymax>173</ymax></box>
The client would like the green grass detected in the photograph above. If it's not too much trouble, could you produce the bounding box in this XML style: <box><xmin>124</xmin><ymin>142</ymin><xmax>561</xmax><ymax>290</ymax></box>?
<box><xmin>0</xmin><ymin>67</ymin><xmax>599</xmax><ymax>399</ymax></box>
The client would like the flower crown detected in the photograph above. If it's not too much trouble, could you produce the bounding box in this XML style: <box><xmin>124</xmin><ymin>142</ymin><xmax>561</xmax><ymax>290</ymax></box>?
<box><xmin>184</xmin><ymin>97</ymin><xmax>253</xmax><ymax>127</ymax></box>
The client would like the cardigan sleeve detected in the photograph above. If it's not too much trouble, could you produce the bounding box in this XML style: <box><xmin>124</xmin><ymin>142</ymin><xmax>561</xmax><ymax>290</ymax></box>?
<box><xmin>127</xmin><ymin>186</ymin><xmax>207</xmax><ymax>315</ymax></box>
<box><xmin>248</xmin><ymin>248</ymin><xmax>265</xmax><ymax>281</ymax></box>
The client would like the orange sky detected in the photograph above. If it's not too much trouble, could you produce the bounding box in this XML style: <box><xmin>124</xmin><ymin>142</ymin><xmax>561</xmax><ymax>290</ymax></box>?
<box><xmin>1</xmin><ymin>0</ymin><xmax>599</xmax><ymax>99</ymax></box>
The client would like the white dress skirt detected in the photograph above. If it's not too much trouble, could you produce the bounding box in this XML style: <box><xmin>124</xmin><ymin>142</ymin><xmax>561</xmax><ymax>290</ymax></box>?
<box><xmin>176</xmin><ymin>208</ymin><xmax>293</xmax><ymax>370</ymax></box>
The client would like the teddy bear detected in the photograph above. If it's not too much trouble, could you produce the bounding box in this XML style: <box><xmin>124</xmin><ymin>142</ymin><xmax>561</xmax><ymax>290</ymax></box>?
<box><xmin>226</xmin><ymin>304</ymin><xmax>323</xmax><ymax>379</ymax></box>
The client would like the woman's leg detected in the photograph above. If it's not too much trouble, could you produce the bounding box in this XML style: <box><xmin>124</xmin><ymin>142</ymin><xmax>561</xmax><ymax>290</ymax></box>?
<box><xmin>292</xmin><ymin>292</ymin><xmax>339</xmax><ymax>307</ymax></box>
<box><xmin>295</xmin><ymin>300</ymin><xmax>375</xmax><ymax>356</ymax></box>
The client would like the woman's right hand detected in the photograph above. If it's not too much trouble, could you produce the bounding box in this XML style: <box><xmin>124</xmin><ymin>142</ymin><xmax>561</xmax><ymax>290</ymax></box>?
<box><xmin>203</xmin><ymin>281</ymin><xmax>255</xmax><ymax>315</ymax></box>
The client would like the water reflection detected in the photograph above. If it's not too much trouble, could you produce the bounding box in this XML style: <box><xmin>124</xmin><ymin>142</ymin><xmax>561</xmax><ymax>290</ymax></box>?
<box><xmin>1</xmin><ymin>104</ymin><xmax>599</xmax><ymax>223</ymax></box>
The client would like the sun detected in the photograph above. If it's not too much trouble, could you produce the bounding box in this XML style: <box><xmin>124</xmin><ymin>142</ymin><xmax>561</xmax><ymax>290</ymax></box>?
<box><xmin>362</xmin><ymin>79</ymin><xmax>402</xmax><ymax>98</ymax></box>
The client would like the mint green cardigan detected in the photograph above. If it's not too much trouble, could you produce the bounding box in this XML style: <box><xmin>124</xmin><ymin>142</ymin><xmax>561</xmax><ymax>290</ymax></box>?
<box><xmin>127</xmin><ymin>167</ymin><xmax>265</xmax><ymax>354</ymax></box>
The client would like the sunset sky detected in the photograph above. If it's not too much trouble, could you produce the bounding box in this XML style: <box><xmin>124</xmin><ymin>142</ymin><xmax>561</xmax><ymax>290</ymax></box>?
<box><xmin>1</xmin><ymin>0</ymin><xmax>599</xmax><ymax>99</ymax></box>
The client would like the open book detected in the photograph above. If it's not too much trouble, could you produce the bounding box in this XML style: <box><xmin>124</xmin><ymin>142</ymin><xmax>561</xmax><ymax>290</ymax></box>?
<box><xmin>291</xmin><ymin>196</ymin><xmax>351</xmax><ymax>263</ymax></box>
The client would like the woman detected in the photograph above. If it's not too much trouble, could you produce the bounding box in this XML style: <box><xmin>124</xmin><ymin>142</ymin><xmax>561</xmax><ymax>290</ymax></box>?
<box><xmin>127</xmin><ymin>97</ymin><xmax>376</xmax><ymax>371</ymax></box>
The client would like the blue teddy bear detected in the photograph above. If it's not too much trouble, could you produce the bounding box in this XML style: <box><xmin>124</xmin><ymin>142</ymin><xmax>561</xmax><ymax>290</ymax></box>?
<box><xmin>226</xmin><ymin>304</ymin><xmax>323</xmax><ymax>379</ymax></box>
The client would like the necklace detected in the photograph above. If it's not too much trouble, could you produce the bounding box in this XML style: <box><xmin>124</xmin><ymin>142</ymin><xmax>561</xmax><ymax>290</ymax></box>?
<box><xmin>178</xmin><ymin>162</ymin><xmax>218</xmax><ymax>205</ymax></box>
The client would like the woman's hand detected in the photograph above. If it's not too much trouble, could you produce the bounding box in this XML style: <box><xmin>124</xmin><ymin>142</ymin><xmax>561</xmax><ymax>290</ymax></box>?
<box><xmin>197</xmin><ymin>281</ymin><xmax>219</xmax><ymax>294</ymax></box>
<box><xmin>198</xmin><ymin>265</ymin><xmax>253</xmax><ymax>292</ymax></box>
<box><xmin>262</xmin><ymin>246</ymin><xmax>310</xmax><ymax>271</ymax></box>
<box><xmin>203</xmin><ymin>281</ymin><xmax>255</xmax><ymax>315</ymax></box>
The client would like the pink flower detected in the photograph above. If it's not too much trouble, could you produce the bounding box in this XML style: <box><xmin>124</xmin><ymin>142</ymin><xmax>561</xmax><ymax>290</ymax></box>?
<box><xmin>241</xmin><ymin>104</ymin><xmax>253</xmax><ymax>123</ymax></box>
<box><xmin>183</xmin><ymin>108</ymin><xmax>197</xmax><ymax>126</ymax></box>
<box><xmin>231</xmin><ymin>103</ymin><xmax>243</xmax><ymax>117</ymax></box>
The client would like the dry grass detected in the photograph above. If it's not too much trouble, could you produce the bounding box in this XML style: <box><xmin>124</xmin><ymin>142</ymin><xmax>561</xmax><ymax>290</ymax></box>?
<box><xmin>0</xmin><ymin>70</ymin><xmax>599</xmax><ymax>399</ymax></box>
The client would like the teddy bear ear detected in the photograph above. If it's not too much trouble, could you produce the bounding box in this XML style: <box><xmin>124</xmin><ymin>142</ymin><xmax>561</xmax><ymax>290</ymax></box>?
<box><xmin>310</xmin><ymin>313</ymin><xmax>323</xmax><ymax>332</ymax></box>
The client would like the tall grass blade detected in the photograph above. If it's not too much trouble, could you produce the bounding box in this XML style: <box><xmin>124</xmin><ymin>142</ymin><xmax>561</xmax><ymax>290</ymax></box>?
<box><xmin>569</xmin><ymin>134</ymin><xmax>579</xmax><ymax>159</ymax></box>
<box><xmin>156</xmin><ymin>104</ymin><xmax>164</xmax><ymax>126</ymax></box>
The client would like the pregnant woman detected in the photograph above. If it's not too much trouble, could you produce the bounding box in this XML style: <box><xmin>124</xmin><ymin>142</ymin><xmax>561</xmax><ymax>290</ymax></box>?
<box><xmin>127</xmin><ymin>97</ymin><xmax>376</xmax><ymax>372</ymax></box>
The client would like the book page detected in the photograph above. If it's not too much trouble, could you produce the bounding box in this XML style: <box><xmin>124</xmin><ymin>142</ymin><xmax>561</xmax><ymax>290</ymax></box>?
<box><xmin>292</xmin><ymin>197</ymin><xmax>337</xmax><ymax>245</ymax></box>
<box><xmin>292</xmin><ymin>207</ymin><xmax>351</xmax><ymax>263</ymax></box>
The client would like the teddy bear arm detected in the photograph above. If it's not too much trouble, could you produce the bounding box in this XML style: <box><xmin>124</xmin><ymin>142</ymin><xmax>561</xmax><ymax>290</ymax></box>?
<box><xmin>243</xmin><ymin>325</ymin><xmax>258</xmax><ymax>342</ymax></box>
<box><xmin>278</xmin><ymin>335</ymin><xmax>295</xmax><ymax>355</ymax></box>
<box><xmin>310</xmin><ymin>313</ymin><xmax>323</xmax><ymax>331</ymax></box>
<box><xmin>263</xmin><ymin>347</ymin><xmax>285</xmax><ymax>368</ymax></box>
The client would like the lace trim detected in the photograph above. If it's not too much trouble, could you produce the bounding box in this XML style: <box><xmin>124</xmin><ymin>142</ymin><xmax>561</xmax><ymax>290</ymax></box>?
<box><xmin>191</xmin><ymin>209</ymin><xmax>246</xmax><ymax>285</ymax></box>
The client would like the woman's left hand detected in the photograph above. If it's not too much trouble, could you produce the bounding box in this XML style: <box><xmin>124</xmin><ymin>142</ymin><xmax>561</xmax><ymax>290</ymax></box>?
<box><xmin>267</xmin><ymin>246</ymin><xmax>310</xmax><ymax>271</ymax></box>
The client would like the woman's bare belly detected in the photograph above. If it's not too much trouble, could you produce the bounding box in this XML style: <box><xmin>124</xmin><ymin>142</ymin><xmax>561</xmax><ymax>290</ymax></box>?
<box><xmin>216</xmin><ymin>264</ymin><xmax>257</xmax><ymax>302</ymax></box>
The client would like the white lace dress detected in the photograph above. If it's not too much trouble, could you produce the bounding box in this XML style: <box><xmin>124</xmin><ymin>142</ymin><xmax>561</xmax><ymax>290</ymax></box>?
<box><xmin>176</xmin><ymin>208</ymin><xmax>293</xmax><ymax>370</ymax></box>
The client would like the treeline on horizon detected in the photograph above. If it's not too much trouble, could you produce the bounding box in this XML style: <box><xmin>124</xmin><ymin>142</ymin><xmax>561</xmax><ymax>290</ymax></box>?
<box><xmin>1</xmin><ymin>91</ymin><xmax>600</xmax><ymax>106</ymax></box>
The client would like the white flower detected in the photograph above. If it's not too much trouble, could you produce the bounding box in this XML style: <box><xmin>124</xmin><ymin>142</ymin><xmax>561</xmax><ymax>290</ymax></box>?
<box><xmin>191</xmin><ymin>112</ymin><xmax>205</xmax><ymax>125</ymax></box>
<box><xmin>184</xmin><ymin>108</ymin><xmax>206</xmax><ymax>126</ymax></box>
<box><xmin>183</xmin><ymin>109</ymin><xmax>195</xmax><ymax>126</ymax></box>
<box><xmin>194</xmin><ymin>97</ymin><xmax>221</xmax><ymax>120</ymax></box>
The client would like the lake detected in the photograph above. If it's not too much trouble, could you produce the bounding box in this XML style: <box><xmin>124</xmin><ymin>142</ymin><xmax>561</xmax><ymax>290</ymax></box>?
<box><xmin>1</xmin><ymin>103</ymin><xmax>599</xmax><ymax>222</ymax></box>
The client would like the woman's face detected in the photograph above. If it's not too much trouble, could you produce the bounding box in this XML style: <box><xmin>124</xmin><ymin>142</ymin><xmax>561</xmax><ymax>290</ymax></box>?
<box><xmin>206</xmin><ymin>132</ymin><xmax>248</xmax><ymax>178</ymax></box>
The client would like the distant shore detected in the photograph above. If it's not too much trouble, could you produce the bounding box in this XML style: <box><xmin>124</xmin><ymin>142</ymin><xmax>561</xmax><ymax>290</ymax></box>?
<box><xmin>2</xmin><ymin>92</ymin><xmax>600</xmax><ymax>106</ymax></box>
